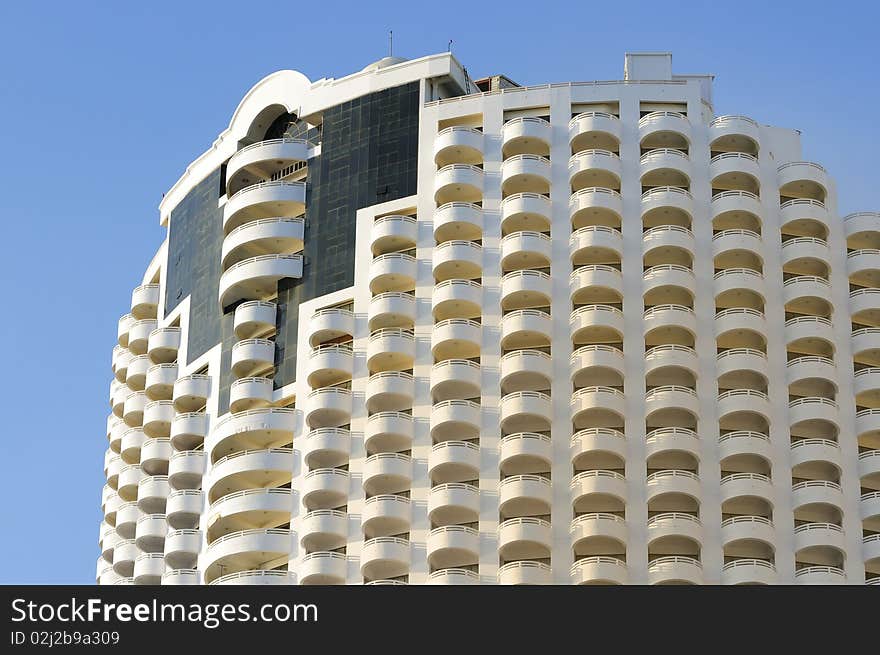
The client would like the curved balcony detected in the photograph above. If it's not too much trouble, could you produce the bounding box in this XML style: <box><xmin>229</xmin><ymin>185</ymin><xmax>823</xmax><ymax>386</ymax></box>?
<box><xmin>232</xmin><ymin>338</ymin><xmax>275</xmax><ymax>379</ymax></box>
<box><xmin>786</xmin><ymin>356</ymin><xmax>835</xmax><ymax>393</ymax></box>
<box><xmin>570</xmin><ymin>512</ymin><xmax>627</xmax><ymax>555</ymax></box>
<box><xmin>852</xmin><ymin>328</ymin><xmax>880</xmax><ymax>366</ymax></box>
<box><xmin>370</xmin><ymin>215</ymin><xmax>417</xmax><ymax>256</ymax></box>
<box><xmin>145</xmin><ymin>364</ymin><xmax>177</xmax><ymax>401</ymax></box>
<box><xmin>645</xmin><ymin>385</ymin><xmax>699</xmax><ymax>423</ymax></box>
<box><xmin>228</xmin><ymin>377</ymin><xmax>273</xmax><ymax>414</ymax></box>
<box><xmin>642</xmin><ymin>305</ymin><xmax>696</xmax><ymax>347</ymax></box>
<box><xmin>113</xmin><ymin>350</ymin><xmax>131</xmax><ymax>384</ymax></box>
<box><xmin>302</xmin><ymin>427</ymin><xmax>350</xmax><ymax>470</ymax></box>
<box><xmin>172</xmin><ymin>374</ymin><xmax>210</xmax><ymax>413</ymax></box>
<box><xmin>794</xmin><ymin>522</ymin><xmax>845</xmax><ymax>554</ymax></box>
<box><xmin>147</xmin><ymin>327</ymin><xmax>181</xmax><ymax>364</ymax></box>
<box><xmin>643</xmin><ymin>226</ymin><xmax>694</xmax><ymax>267</ymax></box>
<box><xmin>499</xmin><ymin>517</ymin><xmax>552</xmax><ymax>560</ymax></box>
<box><xmin>432</xmin><ymin>281</ymin><xmax>481</xmax><ymax>323</ymax></box>
<box><xmin>500</xmin><ymin>231</ymin><xmax>551</xmax><ymax>272</ymax></box>
<box><xmin>718</xmin><ymin>431</ymin><xmax>772</xmax><ymax>467</ymax></box>
<box><xmin>432</xmin><ymin>239</ymin><xmax>482</xmax><ymax>281</ymax></box>
<box><xmin>718</xmin><ymin>390</ymin><xmax>770</xmax><ymax>427</ymax></box>
<box><xmin>434</xmin><ymin>164</ymin><xmax>483</xmax><ymax>204</ymax></box>
<box><xmin>639</xmin><ymin>111</ymin><xmax>691</xmax><ymax>148</ymax></box>
<box><xmin>168</xmin><ymin>451</ymin><xmax>205</xmax><ymax>490</ymax></box>
<box><xmin>205</xmin><ymin>449</ymin><xmax>293</xmax><ymax>504</ymax></box>
<box><xmin>858</xmin><ymin>410</ymin><xmax>880</xmax><ymax>448</ymax></box>
<box><xmin>778</xmin><ymin>162</ymin><xmax>828</xmax><ymax>202</ymax></box>
<box><xmin>429</xmin><ymin>440</ymin><xmax>480</xmax><ymax>484</ymax></box>
<box><xmin>434</xmin><ymin>126</ymin><xmax>483</xmax><ymax>167</ymax></box>
<box><xmin>233</xmin><ymin>300</ymin><xmax>276</xmax><ymax>340</ymax></box>
<box><xmin>137</xmin><ymin>476</ymin><xmax>170</xmax><ymax>514</ymax></box>
<box><xmin>717</xmin><ymin>347</ymin><xmax>768</xmax><ymax>388</ymax></box>
<box><xmin>133</xmin><ymin>553</ymin><xmax>165</xmax><ymax>585</ymax></box>
<box><xmin>500</xmin><ymin>349</ymin><xmax>551</xmax><ymax>394</ymax></box>
<box><xmin>794</xmin><ymin>566</ymin><xmax>845</xmax><ymax>585</ymax></box>
<box><xmin>859</xmin><ymin>450</ymin><xmax>880</xmax><ymax>485</ymax></box>
<box><xmin>780</xmin><ymin>199</ymin><xmax>829</xmax><ymax>239</ymax></box>
<box><xmin>498</xmin><ymin>561</ymin><xmax>551</xmax><ymax>585</ymax></box>
<box><xmin>363</xmin><ymin>453</ymin><xmax>412</xmax><ymax>495</ymax></box>
<box><xmin>501</xmin><ymin>193</ymin><xmax>551</xmax><ymax>234</ymax></box>
<box><xmin>646</xmin><ymin>427</ymin><xmax>700</xmax><ymax>465</ymax></box>
<box><xmin>862</xmin><ymin>491</ymin><xmax>880</xmax><ymax>529</ymax></box>
<box><xmin>640</xmin><ymin>148</ymin><xmax>691</xmax><ymax>188</ymax></box>
<box><xmin>713</xmin><ymin>268</ymin><xmax>765</xmax><ymax>308</ymax></box>
<box><xmin>362</xmin><ymin>495</ymin><xmax>411</xmax><ymax>539</ymax></box>
<box><xmin>366</xmin><ymin>293</ymin><xmax>415</xmax><ymax>332</ymax></box>
<box><xmin>166</xmin><ymin>489</ymin><xmax>202</xmax><ymax>530</ymax></box>
<box><xmin>427</xmin><ymin>569</ymin><xmax>479</xmax><ymax>585</ymax></box>
<box><xmin>713</xmin><ymin>311</ymin><xmax>766</xmax><ymax>353</ymax></box>
<box><xmin>164</xmin><ymin>529</ymin><xmax>201</xmax><ymax>570</ymax></box>
<box><xmin>647</xmin><ymin>556</ymin><xmax>703</xmax><ymax>585</ymax></box>
<box><xmin>711</xmin><ymin>190</ymin><xmax>762</xmax><ymax>233</ymax></box>
<box><xmin>302</xmin><ymin>468</ymin><xmax>350</xmax><ymax>511</ymax></box>
<box><xmin>365</xmin><ymin>411</ymin><xmax>413</xmax><ymax>454</ymax></box>
<box><xmin>135</xmin><ymin>514</ymin><xmax>167</xmax><ymax>553</ymax></box>
<box><xmin>646</xmin><ymin>470</ymin><xmax>701</xmax><ymax>506</ymax></box>
<box><xmin>366</xmin><ymin>328</ymin><xmax>415</xmax><ymax>374</ymax></box>
<box><xmin>427</xmin><ymin>526</ymin><xmax>479</xmax><ymax>569</ymax></box>
<box><xmin>647</xmin><ymin>511</ymin><xmax>702</xmax><ymax>549</ymax></box>
<box><xmin>221</xmin><ymin>218</ymin><xmax>304</xmax><ymax>270</ymax></box>
<box><xmin>122</xmin><ymin>391</ymin><xmax>146</xmax><ymax>428</ymax></box>
<box><xmin>570</xmin><ymin>387</ymin><xmax>625</xmax><ymax>430</ymax></box>
<box><xmin>783</xmin><ymin>275</ymin><xmax>832</xmax><ymax>315</ymax></box>
<box><xmin>785</xmin><ymin>316</ymin><xmax>834</xmax><ymax>357</ymax></box>
<box><xmin>504</xmin><ymin>116</ymin><xmax>552</xmax><ymax>156</ymax></box>
<box><xmin>788</xmin><ymin>397</ymin><xmax>838</xmax><ymax>434</ymax></box>
<box><xmin>571</xmin><ymin>229</ymin><xmax>623</xmax><ymax>273</ymax></box>
<box><xmin>569</xmin><ymin>150</ymin><xmax>622</xmax><ymax>191</ymax></box>
<box><xmin>300</xmin><ymin>509</ymin><xmax>347</xmax><ymax>552</ymax></box>
<box><xmin>571</xmin><ymin>265</ymin><xmax>624</xmax><ymax>306</ymax></box>
<box><xmin>207</xmin><ymin>407</ymin><xmax>295</xmax><ymax>460</ymax></box>
<box><xmin>845</xmin><ymin>211</ymin><xmax>880</xmax><ymax>245</ymax></box>
<box><xmin>500</xmin><ymin>391</ymin><xmax>552</xmax><ymax>434</ymax></box>
<box><xmin>641</xmin><ymin>186</ymin><xmax>694</xmax><ymax>229</ymax></box>
<box><xmin>429</xmin><ymin>399</ymin><xmax>481</xmax><ymax>443</ymax></box>
<box><xmin>306</xmin><ymin>345</ymin><xmax>353</xmax><ymax>389</ymax></box>
<box><xmin>305</xmin><ymin>309</ymin><xmax>354</xmax><ymax>350</ymax></box>
<box><xmin>499</xmin><ymin>432</ymin><xmax>552</xmax><ymax>476</ymax></box>
<box><xmin>299</xmin><ymin>552</ymin><xmax>347</xmax><ymax>585</ymax></box>
<box><xmin>206</xmin><ymin>488</ymin><xmax>293</xmax><ymax>541</ymax></box>
<box><xmin>434</xmin><ymin>202</ymin><xmax>482</xmax><ymax>243</ymax></box>
<box><xmin>104</xmin><ymin>492</ymin><xmax>122</xmax><ymax>526</ymax></box>
<box><xmin>218</xmin><ymin>254</ymin><xmax>303</xmax><ymax>308</ymax></box>
<box><xmin>721</xmin><ymin>515</ymin><xmax>776</xmax><ymax>550</ymax></box>
<box><xmin>645</xmin><ymin>344</ymin><xmax>699</xmax><ymax>380</ymax></box>
<box><xmin>571</xmin><ymin>470</ymin><xmax>627</xmax><ymax>513</ymax></box>
<box><xmin>851</xmin><ymin>288</ymin><xmax>880</xmax><ymax>328</ymax></box>
<box><xmin>792</xmin><ymin>480</ymin><xmax>843</xmax><ymax>511</ymax></box>
<box><xmin>569</xmin><ymin>112</ymin><xmax>621</xmax><ymax>153</ymax></box>
<box><xmin>848</xmin><ymin>249</ymin><xmax>880</xmax><ymax>290</ymax></box>
<box><xmin>428</xmin><ymin>482</ymin><xmax>480</xmax><ymax>526</ymax></box>
<box><xmin>128</xmin><ymin>319</ymin><xmax>157</xmax><ymax>355</ymax></box>
<box><xmin>570</xmin><ymin>557</ymin><xmax>627</xmax><ymax>585</ymax></box>
<box><xmin>722</xmin><ymin>559</ymin><xmax>776</xmax><ymax>585</ymax></box>
<box><xmin>790</xmin><ymin>439</ymin><xmax>841</xmax><ymax>477</ymax></box>
<box><xmin>117</xmin><ymin>465</ymin><xmax>143</xmax><ymax>502</ymax></box>
<box><xmin>570</xmin><ymin>187</ymin><xmax>623</xmax><ymax>229</ymax></box>
<box><xmin>117</xmin><ymin>313</ymin><xmax>135</xmax><ymax>348</ymax></box>
<box><xmin>203</xmin><ymin>528</ymin><xmax>291</xmax><ymax>583</ymax></box>
<box><xmin>571</xmin><ymin>345</ymin><xmax>625</xmax><ymax>389</ymax></box>
<box><xmin>222</xmin><ymin>181</ymin><xmax>306</xmax><ymax>234</ymax></box>
<box><xmin>709</xmin><ymin>115</ymin><xmax>760</xmax><ymax>154</ymax></box>
<box><xmin>864</xmin><ymin>534</ymin><xmax>880</xmax><ymax>570</ymax></box>
<box><xmin>225</xmin><ymin>138</ymin><xmax>309</xmax><ymax>196</ymax></box>
<box><xmin>140</xmin><ymin>438</ymin><xmax>172</xmax><ymax>476</ymax></box>
<box><xmin>361</xmin><ymin>537</ymin><xmax>410</xmax><ymax>580</ymax></box>
<box><xmin>782</xmin><ymin>238</ymin><xmax>830</xmax><ymax>278</ymax></box>
<box><xmin>120</xmin><ymin>427</ymin><xmax>145</xmax><ymax>465</ymax></box>
<box><xmin>431</xmin><ymin>319</ymin><xmax>480</xmax><ymax>360</ymax></box>
<box><xmin>710</xmin><ymin>153</ymin><xmax>760</xmax><ymax>193</ymax></box>
<box><xmin>142</xmin><ymin>400</ymin><xmax>174</xmax><ymax>439</ymax></box>
<box><xmin>570</xmin><ymin>429</ymin><xmax>626</xmax><ymax>473</ymax></box>
<box><xmin>431</xmin><ymin>359</ymin><xmax>480</xmax><ymax>402</ymax></box>
<box><xmin>501</xmin><ymin>154</ymin><xmax>551</xmax><ymax>196</ymax></box>
<box><xmin>712</xmin><ymin>230</ymin><xmax>763</xmax><ymax>271</ymax></box>
<box><xmin>643</xmin><ymin>264</ymin><xmax>695</xmax><ymax>305</ymax></box>
<box><xmin>369</xmin><ymin>253</ymin><xmax>417</xmax><ymax>295</ymax></box>
<box><xmin>500</xmin><ymin>270</ymin><xmax>551</xmax><ymax>313</ymax></box>
<box><xmin>161</xmin><ymin>569</ymin><xmax>200</xmax><ymax>585</ymax></box>
<box><xmin>571</xmin><ymin>304</ymin><xmax>624</xmax><ymax>345</ymax></box>
<box><xmin>125</xmin><ymin>354</ymin><xmax>151</xmax><ymax>391</ymax></box>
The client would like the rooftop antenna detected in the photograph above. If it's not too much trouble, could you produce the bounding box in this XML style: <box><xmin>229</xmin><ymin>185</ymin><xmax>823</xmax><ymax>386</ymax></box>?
<box><xmin>448</xmin><ymin>39</ymin><xmax>453</xmax><ymax>53</ymax></box>
<box><xmin>389</xmin><ymin>30</ymin><xmax>393</xmax><ymax>57</ymax></box>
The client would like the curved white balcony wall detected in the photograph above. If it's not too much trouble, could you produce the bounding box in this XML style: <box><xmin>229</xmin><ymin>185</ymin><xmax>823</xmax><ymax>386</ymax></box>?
<box><xmin>302</xmin><ymin>469</ymin><xmax>350</xmax><ymax>510</ymax></box>
<box><xmin>370</xmin><ymin>215</ymin><xmax>417</xmax><ymax>255</ymax></box>
<box><xmin>307</xmin><ymin>307</ymin><xmax>355</xmax><ymax>347</ymax></box>
<box><xmin>369</xmin><ymin>253</ymin><xmax>417</xmax><ymax>294</ymax></box>
<box><xmin>501</xmin><ymin>310</ymin><xmax>552</xmax><ymax>350</ymax></box>
<box><xmin>223</xmin><ymin>181</ymin><xmax>306</xmax><ymax>234</ymax></box>
<box><xmin>203</xmin><ymin>528</ymin><xmax>291</xmax><ymax>583</ymax></box>
<box><xmin>569</xmin><ymin>150</ymin><xmax>621</xmax><ymax>191</ymax></box>
<box><xmin>170</xmin><ymin>412</ymin><xmax>207</xmax><ymax>451</ymax></box>
<box><xmin>428</xmin><ymin>483</ymin><xmax>480</xmax><ymax>526</ymax></box>
<box><xmin>173</xmin><ymin>374</ymin><xmax>211</xmax><ymax>413</ymax></box>
<box><xmin>362</xmin><ymin>495</ymin><xmax>412</xmax><ymax>539</ymax></box>
<box><xmin>431</xmin><ymin>359</ymin><xmax>481</xmax><ymax>402</ymax></box>
<box><xmin>302</xmin><ymin>428</ymin><xmax>350</xmax><ymax>470</ymax></box>
<box><xmin>140</xmin><ymin>438</ymin><xmax>172</xmax><ymax>476</ymax></box>
<box><xmin>365</xmin><ymin>411</ymin><xmax>413</xmax><ymax>454</ymax></box>
<box><xmin>221</xmin><ymin>218</ymin><xmax>304</xmax><ymax>270</ymax></box>
<box><xmin>206</xmin><ymin>448</ymin><xmax>293</xmax><ymax>503</ymax></box>
<box><xmin>229</xmin><ymin>377</ymin><xmax>273</xmax><ymax>414</ymax></box>
<box><xmin>709</xmin><ymin>153</ymin><xmax>761</xmax><ymax>193</ymax></box>
<box><xmin>498</xmin><ymin>561</ymin><xmax>552</xmax><ymax>585</ymax></box>
<box><xmin>569</xmin><ymin>112</ymin><xmax>621</xmax><ymax>153</ymax></box>
<box><xmin>306</xmin><ymin>345</ymin><xmax>353</xmax><ymax>389</ymax></box>
<box><xmin>501</xmin><ymin>231</ymin><xmax>552</xmax><ymax>271</ymax></box>
<box><xmin>234</xmin><ymin>300</ymin><xmax>276</xmax><ymax>340</ymax></box>
<box><xmin>128</xmin><ymin>319</ymin><xmax>157</xmax><ymax>355</ymax></box>
<box><xmin>647</xmin><ymin>556</ymin><xmax>703</xmax><ymax>585</ymax></box>
<box><xmin>434</xmin><ymin>164</ymin><xmax>483</xmax><ymax>205</ymax></box>
<box><xmin>299</xmin><ymin>552</ymin><xmax>347</xmax><ymax>585</ymax></box>
<box><xmin>501</xmin><ymin>270</ymin><xmax>551</xmax><ymax>312</ymax></box>
<box><xmin>640</xmin><ymin>149</ymin><xmax>691</xmax><ymax>187</ymax></box>
<box><xmin>427</xmin><ymin>525</ymin><xmax>479</xmax><ymax>569</ymax></box>
<box><xmin>709</xmin><ymin>115</ymin><xmax>760</xmax><ymax>154</ymax></box>
<box><xmin>433</xmin><ymin>126</ymin><xmax>484</xmax><ymax>166</ymax></box>
<box><xmin>570</xmin><ymin>557</ymin><xmax>628</xmax><ymax>585</ymax></box>
<box><xmin>777</xmin><ymin>162</ymin><xmax>829</xmax><ymax>202</ymax></box>
<box><xmin>503</xmin><ymin>117</ymin><xmax>552</xmax><ymax>156</ymax></box>
<box><xmin>207</xmin><ymin>407</ymin><xmax>295</xmax><ymax>460</ymax></box>
<box><xmin>145</xmin><ymin>364</ymin><xmax>178</xmax><ymax>401</ymax></box>
<box><xmin>219</xmin><ymin>254</ymin><xmax>303</xmax><ymax>308</ymax></box>
<box><xmin>432</xmin><ymin>239</ymin><xmax>482</xmax><ymax>281</ymax></box>
<box><xmin>300</xmin><ymin>509</ymin><xmax>347</xmax><ymax>552</ymax></box>
<box><xmin>642</xmin><ymin>186</ymin><xmax>694</xmax><ymax>228</ymax></box>
<box><xmin>168</xmin><ymin>450</ymin><xmax>206</xmax><ymax>490</ymax></box>
<box><xmin>502</xmin><ymin>192</ymin><xmax>551</xmax><ymax>234</ymax></box>
<box><xmin>429</xmin><ymin>440</ymin><xmax>480</xmax><ymax>484</ymax></box>
<box><xmin>500</xmin><ymin>155</ymin><xmax>551</xmax><ymax>196</ymax></box>
<box><xmin>639</xmin><ymin>111</ymin><xmax>691</xmax><ymax>148</ymax></box>
<box><xmin>360</xmin><ymin>537</ymin><xmax>410</xmax><ymax>580</ymax></box>
<box><xmin>142</xmin><ymin>400</ymin><xmax>174</xmax><ymax>438</ymax></box>
<box><xmin>571</xmin><ymin>187</ymin><xmax>623</xmax><ymax>229</ymax></box>
<box><xmin>225</xmin><ymin>138</ymin><xmax>310</xmax><ymax>196</ymax></box>
<box><xmin>147</xmin><ymin>327</ymin><xmax>180</xmax><ymax>364</ymax></box>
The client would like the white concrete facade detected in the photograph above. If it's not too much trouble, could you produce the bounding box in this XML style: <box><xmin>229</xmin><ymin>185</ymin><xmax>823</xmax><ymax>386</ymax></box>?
<box><xmin>98</xmin><ymin>52</ymin><xmax>880</xmax><ymax>585</ymax></box>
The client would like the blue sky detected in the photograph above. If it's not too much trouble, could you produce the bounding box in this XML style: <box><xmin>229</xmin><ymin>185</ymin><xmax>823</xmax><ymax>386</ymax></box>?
<box><xmin>0</xmin><ymin>0</ymin><xmax>876</xmax><ymax>584</ymax></box>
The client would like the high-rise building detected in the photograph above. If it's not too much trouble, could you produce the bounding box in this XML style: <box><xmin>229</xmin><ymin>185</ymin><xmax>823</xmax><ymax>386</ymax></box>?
<box><xmin>98</xmin><ymin>52</ymin><xmax>880</xmax><ymax>585</ymax></box>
